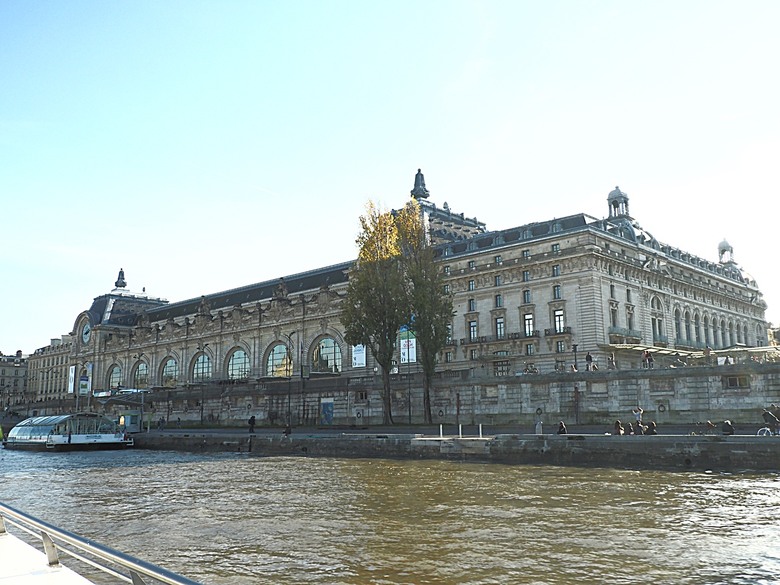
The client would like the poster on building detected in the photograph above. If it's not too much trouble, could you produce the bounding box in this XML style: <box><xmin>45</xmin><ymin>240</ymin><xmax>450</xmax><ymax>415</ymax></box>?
<box><xmin>78</xmin><ymin>375</ymin><xmax>89</xmax><ymax>396</ymax></box>
<box><xmin>68</xmin><ymin>365</ymin><xmax>75</xmax><ymax>394</ymax></box>
<box><xmin>399</xmin><ymin>327</ymin><xmax>417</xmax><ymax>364</ymax></box>
<box><xmin>352</xmin><ymin>344</ymin><xmax>366</xmax><ymax>368</ymax></box>
<box><xmin>320</xmin><ymin>397</ymin><xmax>334</xmax><ymax>425</ymax></box>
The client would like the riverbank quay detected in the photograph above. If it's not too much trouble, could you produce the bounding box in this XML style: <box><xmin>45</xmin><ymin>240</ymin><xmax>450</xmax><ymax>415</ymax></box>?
<box><xmin>131</xmin><ymin>425</ymin><xmax>780</xmax><ymax>472</ymax></box>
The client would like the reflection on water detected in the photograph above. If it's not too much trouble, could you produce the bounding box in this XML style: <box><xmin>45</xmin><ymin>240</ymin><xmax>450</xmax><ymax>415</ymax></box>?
<box><xmin>2</xmin><ymin>448</ymin><xmax>780</xmax><ymax>584</ymax></box>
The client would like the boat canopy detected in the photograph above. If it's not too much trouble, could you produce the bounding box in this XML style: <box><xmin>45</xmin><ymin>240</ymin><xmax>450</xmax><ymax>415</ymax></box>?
<box><xmin>7</xmin><ymin>413</ymin><xmax>119</xmax><ymax>440</ymax></box>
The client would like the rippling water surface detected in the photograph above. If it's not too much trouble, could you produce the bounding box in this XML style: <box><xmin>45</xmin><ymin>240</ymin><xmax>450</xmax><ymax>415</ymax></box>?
<box><xmin>2</xmin><ymin>448</ymin><xmax>780</xmax><ymax>584</ymax></box>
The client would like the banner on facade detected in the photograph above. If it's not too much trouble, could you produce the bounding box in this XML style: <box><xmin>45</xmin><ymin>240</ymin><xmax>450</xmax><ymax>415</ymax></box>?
<box><xmin>399</xmin><ymin>327</ymin><xmax>417</xmax><ymax>364</ymax></box>
<box><xmin>68</xmin><ymin>365</ymin><xmax>75</xmax><ymax>394</ymax></box>
<box><xmin>352</xmin><ymin>344</ymin><xmax>366</xmax><ymax>368</ymax></box>
<box><xmin>78</xmin><ymin>376</ymin><xmax>90</xmax><ymax>396</ymax></box>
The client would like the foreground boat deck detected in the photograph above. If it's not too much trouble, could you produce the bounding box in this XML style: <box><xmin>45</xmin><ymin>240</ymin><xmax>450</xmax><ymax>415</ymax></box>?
<box><xmin>0</xmin><ymin>532</ymin><xmax>94</xmax><ymax>584</ymax></box>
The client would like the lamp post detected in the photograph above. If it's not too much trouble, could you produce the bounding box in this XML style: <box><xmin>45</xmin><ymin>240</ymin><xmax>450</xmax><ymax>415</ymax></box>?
<box><xmin>196</xmin><ymin>343</ymin><xmax>208</xmax><ymax>426</ymax></box>
<box><xmin>407</xmin><ymin>357</ymin><xmax>412</xmax><ymax>425</ymax></box>
<box><xmin>572</xmin><ymin>344</ymin><xmax>579</xmax><ymax>371</ymax></box>
<box><xmin>282</xmin><ymin>332</ymin><xmax>298</xmax><ymax>427</ymax></box>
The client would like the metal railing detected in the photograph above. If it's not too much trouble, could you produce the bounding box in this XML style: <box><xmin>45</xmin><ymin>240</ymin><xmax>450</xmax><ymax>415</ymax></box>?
<box><xmin>0</xmin><ymin>501</ymin><xmax>203</xmax><ymax>585</ymax></box>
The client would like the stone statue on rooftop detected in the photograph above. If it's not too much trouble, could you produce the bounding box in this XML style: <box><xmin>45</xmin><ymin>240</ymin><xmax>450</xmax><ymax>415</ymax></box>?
<box><xmin>411</xmin><ymin>168</ymin><xmax>430</xmax><ymax>199</ymax></box>
<box><xmin>115</xmin><ymin>268</ymin><xmax>126</xmax><ymax>289</ymax></box>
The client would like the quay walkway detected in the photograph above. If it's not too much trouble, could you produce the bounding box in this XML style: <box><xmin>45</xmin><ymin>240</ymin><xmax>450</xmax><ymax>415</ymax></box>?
<box><xmin>130</xmin><ymin>422</ymin><xmax>780</xmax><ymax>472</ymax></box>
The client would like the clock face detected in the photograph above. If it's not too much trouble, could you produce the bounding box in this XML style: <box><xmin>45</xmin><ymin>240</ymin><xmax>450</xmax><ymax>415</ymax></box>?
<box><xmin>82</xmin><ymin>323</ymin><xmax>91</xmax><ymax>343</ymax></box>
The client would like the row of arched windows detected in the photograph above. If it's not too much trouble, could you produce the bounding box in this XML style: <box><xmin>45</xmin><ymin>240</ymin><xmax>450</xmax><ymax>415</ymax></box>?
<box><xmin>671</xmin><ymin>307</ymin><xmax>757</xmax><ymax>348</ymax></box>
<box><xmin>105</xmin><ymin>337</ymin><xmax>343</xmax><ymax>390</ymax></box>
<box><xmin>649</xmin><ymin>295</ymin><xmax>763</xmax><ymax>349</ymax></box>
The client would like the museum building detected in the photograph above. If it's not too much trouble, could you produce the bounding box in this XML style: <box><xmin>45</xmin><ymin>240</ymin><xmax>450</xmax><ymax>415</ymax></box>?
<box><xmin>26</xmin><ymin>173</ymin><xmax>769</xmax><ymax>424</ymax></box>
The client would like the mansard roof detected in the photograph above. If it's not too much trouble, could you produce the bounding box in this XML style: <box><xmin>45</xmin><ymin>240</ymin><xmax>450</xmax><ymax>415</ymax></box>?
<box><xmin>145</xmin><ymin>260</ymin><xmax>353</xmax><ymax>323</ymax></box>
<box><xmin>85</xmin><ymin>294</ymin><xmax>168</xmax><ymax>328</ymax></box>
<box><xmin>433</xmin><ymin>213</ymin><xmax>592</xmax><ymax>258</ymax></box>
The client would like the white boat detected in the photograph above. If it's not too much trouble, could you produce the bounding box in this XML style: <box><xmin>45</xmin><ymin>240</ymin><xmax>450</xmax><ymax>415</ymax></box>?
<box><xmin>2</xmin><ymin>412</ymin><xmax>133</xmax><ymax>451</ymax></box>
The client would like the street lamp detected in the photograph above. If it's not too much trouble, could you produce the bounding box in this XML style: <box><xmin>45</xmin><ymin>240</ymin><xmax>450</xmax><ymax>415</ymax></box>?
<box><xmin>132</xmin><ymin>353</ymin><xmax>147</xmax><ymax>431</ymax></box>
<box><xmin>196</xmin><ymin>343</ymin><xmax>209</xmax><ymax>426</ymax></box>
<box><xmin>572</xmin><ymin>344</ymin><xmax>579</xmax><ymax>371</ymax></box>
<box><xmin>282</xmin><ymin>332</ymin><xmax>297</xmax><ymax>427</ymax></box>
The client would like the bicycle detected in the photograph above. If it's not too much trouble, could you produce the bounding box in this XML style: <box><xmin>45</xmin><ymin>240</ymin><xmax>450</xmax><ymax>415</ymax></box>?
<box><xmin>757</xmin><ymin>426</ymin><xmax>778</xmax><ymax>436</ymax></box>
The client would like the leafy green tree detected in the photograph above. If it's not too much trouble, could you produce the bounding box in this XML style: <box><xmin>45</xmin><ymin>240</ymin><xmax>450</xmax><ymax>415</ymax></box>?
<box><xmin>341</xmin><ymin>202</ymin><xmax>410</xmax><ymax>425</ymax></box>
<box><xmin>396</xmin><ymin>199</ymin><xmax>453</xmax><ymax>423</ymax></box>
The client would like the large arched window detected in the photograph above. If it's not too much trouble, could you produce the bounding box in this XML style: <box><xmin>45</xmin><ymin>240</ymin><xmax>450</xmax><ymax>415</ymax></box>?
<box><xmin>227</xmin><ymin>349</ymin><xmax>250</xmax><ymax>380</ymax></box>
<box><xmin>161</xmin><ymin>358</ymin><xmax>178</xmax><ymax>388</ymax></box>
<box><xmin>650</xmin><ymin>296</ymin><xmax>664</xmax><ymax>341</ymax></box>
<box><xmin>311</xmin><ymin>337</ymin><xmax>342</xmax><ymax>374</ymax></box>
<box><xmin>266</xmin><ymin>343</ymin><xmax>291</xmax><ymax>377</ymax></box>
<box><xmin>192</xmin><ymin>353</ymin><xmax>212</xmax><ymax>382</ymax></box>
<box><xmin>133</xmin><ymin>362</ymin><xmax>149</xmax><ymax>389</ymax></box>
<box><xmin>674</xmin><ymin>310</ymin><xmax>682</xmax><ymax>341</ymax></box>
<box><xmin>107</xmin><ymin>365</ymin><xmax>122</xmax><ymax>390</ymax></box>
<box><xmin>684</xmin><ymin>311</ymin><xmax>692</xmax><ymax>342</ymax></box>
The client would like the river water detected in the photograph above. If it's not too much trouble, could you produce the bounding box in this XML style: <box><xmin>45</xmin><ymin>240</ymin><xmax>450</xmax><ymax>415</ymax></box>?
<box><xmin>1</xmin><ymin>448</ymin><xmax>779</xmax><ymax>585</ymax></box>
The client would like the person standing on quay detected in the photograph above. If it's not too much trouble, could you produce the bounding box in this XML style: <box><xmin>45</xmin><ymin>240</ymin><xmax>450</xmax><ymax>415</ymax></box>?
<box><xmin>248</xmin><ymin>415</ymin><xmax>256</xmax><ymax>434</ymax></box>
<box><xmin>585</xmin><ymin>352</ymin><xmax>593</xmax><ymax>371</ymax></box>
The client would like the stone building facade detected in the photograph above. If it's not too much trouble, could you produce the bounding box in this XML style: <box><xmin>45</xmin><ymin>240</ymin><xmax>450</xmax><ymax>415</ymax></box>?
<box><xmin>25</xmin><ymin>174</ymin><xmax>771</xmax><ymax>426</ymax></box>
<box><xmin>1</xmin><ymin>350</ymin><xmax>28</xmax><ymax>415</ymax></box>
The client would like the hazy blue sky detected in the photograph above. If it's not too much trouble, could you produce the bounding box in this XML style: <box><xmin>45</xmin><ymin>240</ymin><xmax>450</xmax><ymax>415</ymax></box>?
<box><xmin>2</xmin><ymin>0</ymin><xmax>778</xmax><ymax>354</ymax></box>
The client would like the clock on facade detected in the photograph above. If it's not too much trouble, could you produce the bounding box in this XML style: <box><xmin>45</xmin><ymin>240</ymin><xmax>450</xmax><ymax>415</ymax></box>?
<box><xmin>82</xmin><ymin>323</ymin><xmax>91</xmax><ymax>343</ymax></box>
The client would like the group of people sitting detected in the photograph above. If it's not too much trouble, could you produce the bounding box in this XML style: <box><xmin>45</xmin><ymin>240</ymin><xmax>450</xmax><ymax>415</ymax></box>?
<box><xmin>612</xmin><ymin>419</ymin><xmax>658</xmax><ymax>435</ymax></box>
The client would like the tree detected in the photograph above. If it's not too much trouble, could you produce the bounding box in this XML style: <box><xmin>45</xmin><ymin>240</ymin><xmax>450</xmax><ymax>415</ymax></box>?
<box><xmin>341</xmin><ymin>202</ymin><xmax>410</xmax><ymax>425</ymax></box>
<box><xmin>396</xmin><ymin>199</ymin><xmax>453</xmax><ymax>423</ymax></box>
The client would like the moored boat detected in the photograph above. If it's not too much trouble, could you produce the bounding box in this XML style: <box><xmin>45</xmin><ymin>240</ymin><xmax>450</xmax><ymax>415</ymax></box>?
<box><xmin>2</xmin><ymin>412</ymin><xmax>133</xmax><ymax>451</ymax></box>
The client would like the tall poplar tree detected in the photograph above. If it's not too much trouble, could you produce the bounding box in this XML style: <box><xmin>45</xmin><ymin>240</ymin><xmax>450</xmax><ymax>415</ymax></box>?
<box><xmin>341</xmin><ymin>202</ymin><xmax>410</xmax><ymax>425</ymax></box>
<box><xmin>396</xmin><ymin>200</ymin><xmax>453</xmax><ymax>423</ymax></box>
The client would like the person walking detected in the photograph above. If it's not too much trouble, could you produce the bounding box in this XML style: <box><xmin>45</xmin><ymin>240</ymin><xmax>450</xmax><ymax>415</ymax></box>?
<box><xmin>248</xmin><ymin>415</ymin><xmax>256</xmax><ymax>434</ymax></box>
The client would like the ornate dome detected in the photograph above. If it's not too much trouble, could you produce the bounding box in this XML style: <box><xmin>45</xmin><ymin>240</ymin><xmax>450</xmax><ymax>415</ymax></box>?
<box><xmin>608</xmin><ymin>186</ymin><xmax>627</xmax><ymax>201</ymax></box>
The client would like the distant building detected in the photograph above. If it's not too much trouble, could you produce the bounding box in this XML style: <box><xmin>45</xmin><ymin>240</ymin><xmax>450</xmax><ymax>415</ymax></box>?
<box><xmin>1</xmin><ymin>350</ymin><xmax>28</xmax><ymax>414</ymax></box>
<box><xmin>26</xmin><ymin>173</ymin><xmax>768</xmax><ymax>419</ymax></box>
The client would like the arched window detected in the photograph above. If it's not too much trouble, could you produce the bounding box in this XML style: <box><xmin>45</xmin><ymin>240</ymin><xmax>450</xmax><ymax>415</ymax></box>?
<box><xmin>227</xmin><ymin>349</ymin><xmax>250</xmax><ymax>380</ymax></box>
<box><xmin>161</xmin><ymin>358</ymin><xmax>178</xmax><ymax>388</ymax></box>
<box><xmin>133</xmin><ymin>362</ymin><xmax>149</xmax><ymax>389</ymax></box>
<box><xmin>674</xmin><ymin>310</ymin><xmax>682</xmax><ymax>341</ymax></box>
<box><xmin>266</xmin><ymin>343</ymin><xmax>291</xmax><ymax>377</ymax></box>
<box><xmin>192</xmin><ymin>353</ymin><xmax>212</xmax><ymax>382</ymax></box>
<box><xmin>684</xmin><ymin>311</ymin><xmax>692</xmax><ymax>342</ymax></box>
<box><xmin>650</xmin><ymin>296</ymin><xmax>664</xmax><ymax>341</ymax></box>
<box><xmin>694</xmin><ymin>314</ymin><xmax>701</xmax><ymax>343</ymax></box>
<box><xmin>311</xmin><ymin>337</ymin><xmax>342</xmax><ymax>374</ymax></box>
<box><xmin>107</xmin><ymin>365</ymin><xmax>122</xmax><ymax>390</ymax></box>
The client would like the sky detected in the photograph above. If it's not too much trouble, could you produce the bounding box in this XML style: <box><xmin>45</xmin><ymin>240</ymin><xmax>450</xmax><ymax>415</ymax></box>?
<box><xmin>2</xmin><ymin>0</ymin><xmax>779</xmax><ymax>355</ymax></box>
